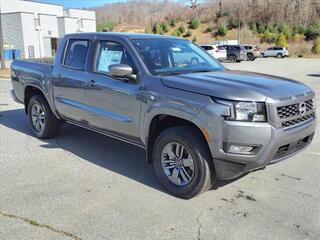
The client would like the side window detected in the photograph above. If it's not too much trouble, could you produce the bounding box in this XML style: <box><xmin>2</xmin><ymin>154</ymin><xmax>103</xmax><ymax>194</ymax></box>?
<box><xmin>201</xmin><ymin>46</ymin><xmax>208</xmax><ymax>50</ymax></box>
<box><xmin>94</xmin><ymin>41</ymin><xmax>135</xmax><ymax>74</ymax></box>
<box><xmin>64</xmin><ymin>39</ymin><xmax>89</xmax><ymax>70</ymax></box>
<box><xmin>207</xmin><ymin>46</ymin><xmax>214</xmax><ymax>50</ymax></box>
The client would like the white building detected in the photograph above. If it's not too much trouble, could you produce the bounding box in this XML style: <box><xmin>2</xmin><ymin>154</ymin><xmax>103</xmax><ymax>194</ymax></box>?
<box><xmin>0</xmin><ymin>0</ymin><xmax>96</xmax><ymax>59</ymax></box>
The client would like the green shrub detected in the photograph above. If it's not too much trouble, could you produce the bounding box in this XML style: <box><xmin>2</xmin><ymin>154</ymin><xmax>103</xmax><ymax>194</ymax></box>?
<box><xmin>161</xmin><ymin>22</ymin><xmax>169</xmax><ymax>33</ymax></box>
<box><xmin>97</xmin><ymin>21</ymin><xmax>117</xmax><ymax>32</ymax></box>
<box><xmin>190</xmin><ymin>18</ymin><xmax>200</xmax><ymax>29</ymax></box>
<box><xmin>251</xmin><ymin>22</ymin><xmax>258</xmax><ymax>33</ymax></box>
<box><xmin>172</xmin><ymin>29</ymin><xmax>181</xmax><ymax>37</ymax></box>
<box><xmin>170</xmin><ymin>18</ymin><xmax>177</xmax><ymax>27</ymax></box>
<box><xmin>304</xmin><ymin>22</ymin><xmax>320</xmax><ymax>40</ymax></box>
<box><xmin>192</xmin><ymin>37</ymin><xmax>197</xmax><ymax>43</ymax></box>
<box><xmin>228</xmin><ymin>19</ymin><xmax>242</xmax><ymax>30</ymax></box>
<box><xmin>216</xmin><ymin>25</ymin><xmax>228</xmax><ymax>37</ymax></box>
<box><xmin>178</xmin><ymin>24</ymin><xmax>186</xmax><ymax>34</ymax></box>
<box><xmin>184</xmin><ymin>30</ymin><xmax>192</xmax><ymax>37</ymax></box>
<box><xmin>276</xmin><ymin>33</ymin><xmax>287</xmax><ymax>47</ymax></box>
<box><xmin>257</xmin><ymin>23</ymin><xmax>266</xmax><ymax>34</ymax></box>
<box><xmin>206</xmin><ymin>26</ymin><xmax>214</xmax><ymax>33</ymax></box>
<box><xmin>152</xmin><ymin>22</ymin><xmax>162</xmax><ymax>34</ymax></box>
<box><xmin>145</xmin><ymin>26</ymin><xmax>152</xmax><ymax>34</ymax></box>
<box><xmin>312</xmin><ymin>38</ymin><xmax>320</xmax><ymax>54</ymax></box>
<box><xmin>261</xmin><ymin>31</ymin><xmax>277</xmax><ymax>43</ymax></box>
<box><xmin>278</xmin><ymin>24</ymin><xmax>292</xmax><ymax>38</ymax></box>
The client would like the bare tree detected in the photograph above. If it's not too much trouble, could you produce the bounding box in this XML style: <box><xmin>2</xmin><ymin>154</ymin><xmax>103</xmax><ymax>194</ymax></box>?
<box><xmin>190</xmin><ymin>0</ymin><xmax>200</xmax><ymax>9</ymax></box>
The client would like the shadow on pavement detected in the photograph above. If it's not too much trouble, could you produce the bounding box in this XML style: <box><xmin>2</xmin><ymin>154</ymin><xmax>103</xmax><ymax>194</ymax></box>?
<box><xmin>307</xmin><ymin>74</ymin><xmax>320</xmax><ymax>78</ymax></box>
<box><xmin>0</xmin><ymin>108</ymin><xmax>241</xmax><ymax>195</ymax></box>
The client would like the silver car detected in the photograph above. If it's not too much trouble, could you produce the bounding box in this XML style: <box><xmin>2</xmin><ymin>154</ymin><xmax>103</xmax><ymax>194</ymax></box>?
<box><xmin>262</xmin><ymin>46</ymin><xmax>289</xmax><ymax>58</ymax></box>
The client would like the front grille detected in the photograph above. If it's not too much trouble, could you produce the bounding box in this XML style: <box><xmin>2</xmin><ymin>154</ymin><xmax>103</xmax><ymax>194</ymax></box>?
<box><xmin>277</xmin><ymin>99</ymin><xmax>314</xmax><ymax>119</ymax></box>
<box><xmin>282</xmin><ymin>113</ymin><xmax>314</xmax><ymax>128</ymax></box>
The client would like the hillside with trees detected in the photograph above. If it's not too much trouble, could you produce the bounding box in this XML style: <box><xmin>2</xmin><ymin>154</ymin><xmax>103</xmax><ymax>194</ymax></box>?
<box><xmin>91</xmin><ymin>0</ymin><xmax>320</xmax><ymax>56</ymax></box>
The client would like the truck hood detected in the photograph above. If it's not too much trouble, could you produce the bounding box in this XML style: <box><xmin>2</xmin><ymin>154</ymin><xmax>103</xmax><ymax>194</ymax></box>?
<box><xmin>161</xmin><ymin>70</ymin><xmax>310</xmax><ymax>102</ymax></box>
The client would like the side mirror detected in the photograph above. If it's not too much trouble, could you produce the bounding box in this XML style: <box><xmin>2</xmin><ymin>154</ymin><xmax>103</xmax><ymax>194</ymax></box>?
<box><xmin>108</xmin><ymin>64</ymin><xmax>136</xmax><ymax>81</ymax></box>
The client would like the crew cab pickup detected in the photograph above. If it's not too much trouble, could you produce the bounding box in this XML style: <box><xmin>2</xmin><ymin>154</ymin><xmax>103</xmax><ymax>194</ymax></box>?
<box><xmin>10</xmin><ymin>33</ymin><xmax>316</xmax><ymax>198</ymax></box>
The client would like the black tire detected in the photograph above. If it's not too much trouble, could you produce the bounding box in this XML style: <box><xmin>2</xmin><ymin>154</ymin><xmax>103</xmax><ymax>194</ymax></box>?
<box><xmin>153</xmin><ymin>126</ymin><xmax>215</xmax><ymax>199</ymax></box>
<box><xmin>277</xmin><ymin>53</ymin><xmax>283</xmax><ymax>58</ymax></box>
<box><xmin>229</xmin><ymin>55</ymin><xmax>237</xmax><ymax>63</ymax></box>
<box><xmin>27</xmin><ymin>95</ymin><xmax>60</xmax><ymax>139</ymax></box>
<box><xmin>247</xmin><ymin>53</ymin><xmax>255</xmax><ymax>61</ymax></box>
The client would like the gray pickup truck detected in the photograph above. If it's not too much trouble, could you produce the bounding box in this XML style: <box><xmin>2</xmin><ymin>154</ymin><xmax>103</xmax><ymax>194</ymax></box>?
<box><xmin>10</xmin><ymin>33</ymin><xmax>316</xmax><ymax>198</ymax></box>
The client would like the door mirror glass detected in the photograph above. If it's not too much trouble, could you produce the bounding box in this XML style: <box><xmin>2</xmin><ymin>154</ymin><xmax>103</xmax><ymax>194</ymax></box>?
<box><xmin>109</xmin><ymin>64</ymin><xmax>136</xmax><ymax>81</ymax></box>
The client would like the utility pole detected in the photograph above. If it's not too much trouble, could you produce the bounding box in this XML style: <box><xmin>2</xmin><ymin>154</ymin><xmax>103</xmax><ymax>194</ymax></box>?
<box><xmin>0</xmin><ymin>2</ymin><xmax>5</xmax><ymax>69</ymax></box>
<box><xmin>237</xmin><ymin>0</ymin><xmax>241</xmax><ymax>44</ymax></box>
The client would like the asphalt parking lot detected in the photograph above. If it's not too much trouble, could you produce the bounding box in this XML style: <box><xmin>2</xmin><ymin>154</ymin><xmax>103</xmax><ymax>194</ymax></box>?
<box><xmin>0</xmin><ymin>58</ymin><xmax>319</xmax><ymax>240</ymax></box>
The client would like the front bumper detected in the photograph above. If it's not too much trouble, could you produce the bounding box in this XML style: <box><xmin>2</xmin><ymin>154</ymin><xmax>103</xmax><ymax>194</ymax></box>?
<box><xmin>212</xmin><ymin>119</ymin><xmax>316</xmax><ymax>179</ymax></box>
<box><xmin>195</xmin><ymin>102</ymin><xmax>316</xmax><ymax>180</ymax></box>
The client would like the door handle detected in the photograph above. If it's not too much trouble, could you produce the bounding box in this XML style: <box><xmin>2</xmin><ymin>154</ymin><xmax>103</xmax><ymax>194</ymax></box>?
<box><xmin>88</xmin><ymin>80</ymin><xmax>96</xmax><ymax>88</ymax></box>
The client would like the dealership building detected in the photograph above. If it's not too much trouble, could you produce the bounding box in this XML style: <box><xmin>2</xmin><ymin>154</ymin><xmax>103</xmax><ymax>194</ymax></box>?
<box><xmin>0</xmin><ymin>0</ymin><xmax>96</xmax><ymax>59</ymax></box>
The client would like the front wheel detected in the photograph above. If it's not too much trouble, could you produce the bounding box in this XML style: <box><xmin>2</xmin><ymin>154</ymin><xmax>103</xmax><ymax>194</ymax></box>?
<box><xmin>153</xmin><ymin>126</ymin><xmax>215</xmax><ymax>199</ymax></box>
<box><xmin>27</xmin><ymin>95</ymin><xmax>60</xmax><ymax>139</ymax></box>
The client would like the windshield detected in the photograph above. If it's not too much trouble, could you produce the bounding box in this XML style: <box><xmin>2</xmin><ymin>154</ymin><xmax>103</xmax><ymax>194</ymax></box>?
<box><xmin>131</xmin><ymin>38</ymin><xmax>224</xmax><ymax>76</ymax></box>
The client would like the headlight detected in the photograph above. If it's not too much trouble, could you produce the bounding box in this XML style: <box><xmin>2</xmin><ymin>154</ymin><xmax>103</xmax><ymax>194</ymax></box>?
<box><xmin>233</xmin><ymin>102</ymin><xmax>266</xmax><ymax>122</ymax></box>
<box><xmin>215</xmin><ymin>99</ymin><xmax>267</xmax><ymax>122</ymax></box>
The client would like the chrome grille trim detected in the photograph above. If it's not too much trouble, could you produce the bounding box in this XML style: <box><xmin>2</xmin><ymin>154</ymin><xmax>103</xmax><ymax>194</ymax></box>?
<box><xmin>266</xmin><ymin>92</ymin><xmax>315</xmax><ymax>129</ymax></box>
<box><xmin>281</xmin><ymin>113</ymin><xmax>315</xmax><ymax>128</ymax></box>
<box><xmin>277</xmin><ymin>99</ymin><xmax>314</xmax><ymax>119</ymax></box>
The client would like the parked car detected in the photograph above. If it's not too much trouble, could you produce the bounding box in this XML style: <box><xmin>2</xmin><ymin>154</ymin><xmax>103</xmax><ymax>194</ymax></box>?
<box><xmin>200</xmin><ymin>45</ymin><xmax>227</xmax><ymax>62</ymax></box>
<box><xmin>242</xmin><ymin>45</ymin><xmax>261</xmax><ymax>61</ymax></box>
<box><xmin>11</xmin><ymin>33</ymin><xmax>316</xmax><ymax>199</ymax></box>
<box><xmin>219</xmin><ymin>45</ymin><xmax>246</xmax><ymax>63</ymax></box>
<box><xmin>262</xmin><ymin>46</ymin><xmax>289</xmax><ymax>58</ymax></box>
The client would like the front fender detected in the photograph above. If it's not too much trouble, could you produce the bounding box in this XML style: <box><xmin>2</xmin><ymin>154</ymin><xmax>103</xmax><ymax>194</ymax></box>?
<box><xmin>140</xmin><ymin>96</ymin><xmax>208</xmax><ymax>146</ymax></box>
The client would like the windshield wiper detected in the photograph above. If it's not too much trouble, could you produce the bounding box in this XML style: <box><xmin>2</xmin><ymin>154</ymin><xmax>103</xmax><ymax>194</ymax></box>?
<box><xmin>160</xmin><ymin>71</ymin><xmax>185</xmax><ymax>76</ymax></box>
<box><xmin>189</xmin><ymin>69</ymin><xmax>212</xmax><ymax>73</ymax></box>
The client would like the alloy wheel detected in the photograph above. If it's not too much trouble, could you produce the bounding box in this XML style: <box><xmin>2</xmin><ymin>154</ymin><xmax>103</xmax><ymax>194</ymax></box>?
<box><xmin>31</xmin><ymin>103</ymin><xmax>45</xmax><ymax>132</ymax></box>
<box><xmin>161</xmin><ymin>142</ymin><xmax>195</xmax><ymax>186</ymax></box>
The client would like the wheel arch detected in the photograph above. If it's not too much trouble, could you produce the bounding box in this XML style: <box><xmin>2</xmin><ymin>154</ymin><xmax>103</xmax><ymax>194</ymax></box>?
<box><xmin>24</xmin><ymin>85</ymin><xmax>60</xmax><ymax>119</ymax></box>
<box><xmin>145</xmin><ymin>114</ymin><xmax>212</xmax><ymax>164</ymax></box>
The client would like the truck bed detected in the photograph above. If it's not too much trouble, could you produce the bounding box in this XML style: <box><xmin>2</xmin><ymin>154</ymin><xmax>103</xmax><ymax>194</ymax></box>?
<box><xmin>11</xmin><ymin>59</ymin><xmax>53</xmax><ymax>103</ymax></box>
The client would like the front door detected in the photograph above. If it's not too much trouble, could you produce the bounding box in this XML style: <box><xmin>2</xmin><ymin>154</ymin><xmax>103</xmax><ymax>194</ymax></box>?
<box><xmin>84</xmin><ymin>39</ymin><xmax>142</xmax><ymax>141</ymax></box>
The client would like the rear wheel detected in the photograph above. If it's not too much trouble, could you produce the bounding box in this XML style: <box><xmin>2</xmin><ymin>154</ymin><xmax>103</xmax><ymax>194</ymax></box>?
<box><xmin>277</xmin><ymin>53</ymin><xmax>283</xmax><ymax>58</ymax></box>
<box><xmin>153</xmin><ymin>126</ymin><xmax>215</xmax><ymax>199</ymax></box>
<box><xmin>229</xmin><ymin>55</ymin><xmax>237</xmax><ymax>63</ymax></box>
<box><xmin>27</xmin><ymin>95</ymin><xmax>60</xmax><ymax>138</ymax></box>
<box><xmin>247</xmin><ymin>53</ymin><xmax>255</xmax><ymax>61</ymax></box>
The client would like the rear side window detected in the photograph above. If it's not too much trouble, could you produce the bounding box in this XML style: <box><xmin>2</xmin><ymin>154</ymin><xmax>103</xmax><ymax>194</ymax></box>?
<box><xmin>64</xmin><ymin>39</ymin><xmax>89</xmax><ymax>70</ymax></box>
<box><xmin>207</xmin><ymin>46</ymin><xmax>214</xmax><ymax>50</ymax></box>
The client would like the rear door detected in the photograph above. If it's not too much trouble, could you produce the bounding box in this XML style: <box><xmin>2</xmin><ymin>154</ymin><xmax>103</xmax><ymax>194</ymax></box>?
<box><xmin>52</xmin><ymin>37</ymin><xmax>91</xmax><ymax>122</ymax></box>
<box><xmin>84</xmin><ymin>37</ymin><xmax>143</xmax><ymax>141</ymax></box>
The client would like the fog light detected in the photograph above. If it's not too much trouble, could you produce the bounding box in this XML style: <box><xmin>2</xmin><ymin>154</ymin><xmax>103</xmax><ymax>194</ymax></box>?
<box><xmin>224</xmin><ymin>143</ymin><xmax>261</xmax><ymax>155</ymax></box>
<box><xmin>229</xmin><ymin>145</ymin><xmax>254</xmax><ymax>154</ymax></box>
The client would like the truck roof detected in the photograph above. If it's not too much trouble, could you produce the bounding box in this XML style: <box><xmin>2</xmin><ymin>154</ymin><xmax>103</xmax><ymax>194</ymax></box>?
<box><xmin>65</xmin><ymin>32</ymin><xmax>183</xmax><ymax>40</ymax></box>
